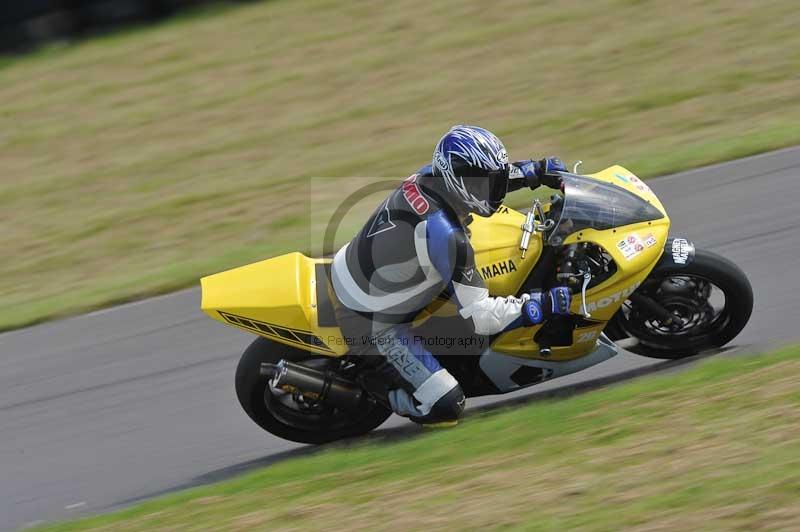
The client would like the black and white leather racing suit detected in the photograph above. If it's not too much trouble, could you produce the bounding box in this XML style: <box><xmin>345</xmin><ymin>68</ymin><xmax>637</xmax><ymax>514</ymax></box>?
<box><xmin>330</xmin><ymin>162</ymin><xmax>540</xmax><ymax>423</ymax></box>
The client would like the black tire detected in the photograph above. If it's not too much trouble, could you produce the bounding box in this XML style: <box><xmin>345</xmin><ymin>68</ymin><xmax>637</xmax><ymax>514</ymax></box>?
<box><xmin>235</xmin><ymin>337</ymin><xmax>392</xmax><ymax>444</ymax></box>
<box><xmin>611</xmin><ymin>248</ymin><xmax>753</xmax><ymax>359</ymax></box>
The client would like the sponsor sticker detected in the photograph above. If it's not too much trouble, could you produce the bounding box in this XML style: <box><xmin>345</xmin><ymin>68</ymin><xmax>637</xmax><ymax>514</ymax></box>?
<box><xmin>480</xmin><ymin>259</ymin><xmax>517</xmax><ymax>279</ymax></box>
<box><xmin>672</xmin><ymin>238</ymin><xmax>692</xmax><ymax>265</ymax></box>
<box><xmin>644</xmin><ymin>233</ymin><xmax>658</xmax><ymax>248</ymax></box>
<box><xmin>617</xmin><ymin>233</ymin><xmax>646</xmax><ymax>260</ymax></box>
<box><xmin>585</xmin><ymin>281</ymin><xmax>642</xmax><ymax>312</ymax></box>
<box><xmin>628</xmin><ymin>174</ymin><xmax>652</xmax><ymax>194</ymax></box>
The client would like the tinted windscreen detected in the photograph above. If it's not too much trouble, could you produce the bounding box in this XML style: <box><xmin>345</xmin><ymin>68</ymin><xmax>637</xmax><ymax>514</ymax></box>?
<box><xmin>548</xmin><ymin>174</ymin><xmax>664</xmax><ymax>245</ymax></box>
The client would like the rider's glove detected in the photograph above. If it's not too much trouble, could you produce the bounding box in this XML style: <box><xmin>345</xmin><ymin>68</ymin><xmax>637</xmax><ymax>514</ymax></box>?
<box><xmin>522</xmin><ymin>287</ymin><xmax>572</xmax><ymax>325</ymax></box>
<box><xmin>533</xmin><ymin>157</ymin><xmax>567</xmax><ymax>189</ymax></box>
<box><xmin>510</xmin><ymin>158</ymin><xmax>567</xmax><ymax>191</ymax></box>
<box><xmin>548</xmin><ymin>286</ymin><xmax>572</xmax><ymax>316</ymax></box>
<box><xmin>508</xmin><ymin>160</ymin><xmax>538</xmax><ymax>192</ymax></box>
<box><xmin>522</xmin><ymin>291</ymin><xmax>546</xmax><ymax>325</ymax></box>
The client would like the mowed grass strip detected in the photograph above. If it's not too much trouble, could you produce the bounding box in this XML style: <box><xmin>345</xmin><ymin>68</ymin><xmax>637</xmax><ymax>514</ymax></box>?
<box><xmin>36</xmin><ymin>345</ymin><xmax>800</xmax><ymax>531</ymax></box>
<box><xmin>3</xmin><ymin>0</ymin><xmax>800</xmax><ymax>330</ymax></box>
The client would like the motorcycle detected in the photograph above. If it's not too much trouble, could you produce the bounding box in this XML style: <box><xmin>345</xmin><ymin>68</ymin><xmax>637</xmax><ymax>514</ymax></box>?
<box><xmin>200</xmin><ymin>164</ymin><xmax>753</xmax><ymax>444</ymax></box>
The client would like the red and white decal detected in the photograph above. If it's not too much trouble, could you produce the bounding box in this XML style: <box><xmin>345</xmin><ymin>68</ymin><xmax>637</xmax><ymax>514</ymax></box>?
<box><xmin>402</xmin><ymin>174</ymin><xmax>429</xmax><ymax>215</ymax></box>
<box><xmin>617</xmin><ymin>233</ymin><xmax>647</xmax><ymax>260</ymax></box>
<box><xmin>628</xmin><ymin>175</ymin><xmax>652</xmax><ymax>195</ymax></box>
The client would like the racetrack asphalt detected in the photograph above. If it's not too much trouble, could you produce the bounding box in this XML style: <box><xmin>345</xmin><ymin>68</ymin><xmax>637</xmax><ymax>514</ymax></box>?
<box><xmin>2</xmin><ymin>147</ymin><xmax>799</xmax><ymax>530</ymax></box>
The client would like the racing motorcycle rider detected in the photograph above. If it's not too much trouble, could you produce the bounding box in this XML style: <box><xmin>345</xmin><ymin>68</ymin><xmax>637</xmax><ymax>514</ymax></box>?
<box><xmin>330</xmin><ymin>125</ymin><xmax>571</xmax><ymax>426</ymax></box>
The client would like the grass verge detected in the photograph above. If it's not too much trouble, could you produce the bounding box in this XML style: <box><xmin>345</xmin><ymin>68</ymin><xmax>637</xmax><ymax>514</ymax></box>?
<box><xmin>36</xmin><ymin>345</ymin><xmax>800</xmax><ymax>531</ymax></box>
<box><xmin>3</xmin><ymin>0</ymin><xmax>800</xmax><ymax>330</ymax></box>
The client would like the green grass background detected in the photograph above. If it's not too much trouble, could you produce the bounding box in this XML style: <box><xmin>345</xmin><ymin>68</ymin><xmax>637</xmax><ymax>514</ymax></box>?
<box><xmin>2</xmin><ymin>0</ymin><xmax>800</xmax><ymax>330</ymax></box>
<box><xmin>35</xmin><ymin>345</ymin><xmax>800</xmax><ymax>531</ymax></box>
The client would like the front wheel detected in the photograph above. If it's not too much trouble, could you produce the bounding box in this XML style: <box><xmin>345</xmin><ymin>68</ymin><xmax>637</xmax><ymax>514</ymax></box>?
<box><xmin>235</xmin><ymin>337</ymin><xmax>392</xmax><ymax>444</ymax></box>
<box><xmin>608</xmin><ymin>248</ymin><xmax>753</xmax><ymax>359</ymax></box>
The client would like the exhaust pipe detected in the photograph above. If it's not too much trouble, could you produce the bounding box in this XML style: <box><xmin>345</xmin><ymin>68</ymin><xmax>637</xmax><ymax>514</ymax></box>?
<box><xmin>261</xmin><ymin>360</ymin><xmax>365</xmax><ymax>410</ymax></box>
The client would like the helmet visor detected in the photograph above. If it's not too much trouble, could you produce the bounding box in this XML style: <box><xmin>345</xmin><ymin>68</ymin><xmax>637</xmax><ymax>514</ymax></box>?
<box><xmin>486</xmin><ymin>167</ymin><xmax>510</xmax><ymax>205</ymax></box>
<box><xmin>457</xmin><ymin>166</ymin><xmax>509</xmax><ymax>214</ymax></box>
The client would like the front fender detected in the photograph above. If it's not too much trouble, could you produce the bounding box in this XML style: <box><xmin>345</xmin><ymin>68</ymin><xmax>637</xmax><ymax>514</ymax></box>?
<box><xmin>656</xmin><ymin>237</ymin><xmax>696</xmax><ymax>269</ymax></box>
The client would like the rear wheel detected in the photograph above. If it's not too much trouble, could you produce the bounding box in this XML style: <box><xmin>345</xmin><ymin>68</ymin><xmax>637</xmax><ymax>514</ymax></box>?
<box><xmin>609</xmin><ymin>249</ymin><xmax>752</xmax><ymax>359</ymax></box>
<box><xmin>235</xmin><ymin>337</ymin><xmax>392</xmax><ymax>444</ymax></box>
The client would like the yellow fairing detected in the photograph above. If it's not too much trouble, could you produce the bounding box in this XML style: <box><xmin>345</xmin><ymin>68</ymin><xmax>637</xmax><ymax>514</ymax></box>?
<box><xmin>588</xmin><ymin>165</ymin><xmax>667</xmax><ymax>216</ymax></box>
<box><xmin>201</xmin><ymin>253</ymin><xmax>348</xmax><ymax>356</ymax></box>
<box><xmin>470</xmin><ymin>206</ymin><xmax>541</xmax><ymax>295</ymax></box>
<box><xmin>490</xmin><ymin>166</ymin><xmax>670</xmax><ymax>360</ymax></box>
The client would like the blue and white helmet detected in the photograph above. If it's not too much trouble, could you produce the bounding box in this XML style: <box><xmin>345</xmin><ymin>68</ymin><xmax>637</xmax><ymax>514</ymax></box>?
<box><xmin>431</xmin><ymin>125</ymin><xmax>510</xmax><ymax>216</ymax></box>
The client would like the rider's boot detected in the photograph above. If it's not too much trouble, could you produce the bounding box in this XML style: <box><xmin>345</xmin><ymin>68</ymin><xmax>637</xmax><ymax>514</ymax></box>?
<box><xmin>388</xmin><ymin>386</ymin><xmax>465</xmax><ymax>428</ymax></box>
